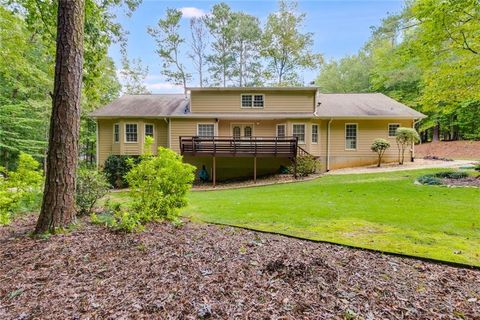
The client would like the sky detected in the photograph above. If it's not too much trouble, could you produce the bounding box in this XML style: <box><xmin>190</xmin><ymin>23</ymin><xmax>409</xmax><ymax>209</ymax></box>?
<box><xmin>110</xmin><ymin>0</ymin><xmax>405</xmax><ymax>93</ymax></box>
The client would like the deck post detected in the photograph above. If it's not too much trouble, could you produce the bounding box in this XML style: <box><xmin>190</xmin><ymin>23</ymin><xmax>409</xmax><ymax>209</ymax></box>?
<box><xmin>212</xmin><ymin>156</ymin><xmax>216</xmax><ymax>188</ymax></box>
<box><xmin>253</xmin><ymin>156</ymin><xmax>257</xmax><ymax>183</ymax></box>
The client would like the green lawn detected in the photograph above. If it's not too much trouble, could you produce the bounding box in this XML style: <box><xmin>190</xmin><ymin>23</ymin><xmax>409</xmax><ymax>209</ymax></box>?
<box><xmin>107</xmin><ymin>169</ymin><xmax>480</xmax><ymax>266</ymax></box>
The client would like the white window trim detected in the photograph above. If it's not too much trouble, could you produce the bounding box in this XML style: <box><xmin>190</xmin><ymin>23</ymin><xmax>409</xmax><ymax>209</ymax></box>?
<box><xmin>196</xmin><ymin>123</ymin><xmax>216</xmax><ymax>137</ymax></box>
<box><xmin>144</xmin><ymin>123</ymin><xmax>155</xmax><ymax>140</ymax></box>
<box><xmin>230</xmin><ymin>123</ymin><xmax>255</xmax><ymax>138</ymax></box>
<box><xmin>276</xmin><ymin>123</ymin><xmax>287</xmax><ymax>138</ymax></box>
<box><xmin>124</xmin><ymin>123</ymin><xmax>139</xmax><ymax>144</ymax></box>
<box><xmin>292</xmin><ymin>123</ymin><xmax>306</xmax><ymax>145</ymax></box>
<box><xmin>113</xmin><ymin>123</ymin><xmax>120</xmax><ymax>143</ymax></box>
<box><xmin>345</xmin><ymin>123</ymin><xmax>358</xmax><ymax>151</ymax></box>
<box><xmin>240</xmin><ymin>93</ymin><xmax>265</xmax><ymax>109</ymax></box>
<box><xmin>311</xmin><ymin>124</ymin><xmax>319</xmax><ymax>144</ymax></box>
<box><xmin>388</xmin><ymin>123</ymin><xmax>400</xmax><ymax>137</ymax></box>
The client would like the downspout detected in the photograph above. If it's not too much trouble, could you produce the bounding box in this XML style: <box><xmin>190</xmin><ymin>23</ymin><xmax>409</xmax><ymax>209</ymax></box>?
<box><xmin>95</xmin><ymin>119</ymin><xmax>99</xmax><ymax>168</ymax></box>
<box><xmin>326</xmin><ymin>118</ymin><xmax>333</xmax><ymax>171</ymax></box>
<box><xmin>165</xmin><ymin>117</ymin><xmax>171</xmax><ymax>148</ymax></box>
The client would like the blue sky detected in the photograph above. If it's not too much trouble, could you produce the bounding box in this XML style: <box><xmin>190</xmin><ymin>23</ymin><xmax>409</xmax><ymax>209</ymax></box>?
<box><xmin>110</xmin><ymin>0</ymin><xmax>405</xmax><ymax>93</ymax></box>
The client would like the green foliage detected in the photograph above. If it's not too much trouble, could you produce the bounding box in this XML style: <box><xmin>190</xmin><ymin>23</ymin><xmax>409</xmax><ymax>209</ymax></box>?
<box><xmin>370</xmin><ymin>138</ymin><xmax>391</xmax><ymax>167</ymax></box>
<box><xmin>0</xmin><ymin>153</ymin><xmax>43</xmax><ymax>225</ymax></box>
<box><xmin>125</xmin><ymin>147</ymin><xmax>195</xmax><ymax>224</ymax></box>
<box><xmin>434</xmin><ymin>171</ymin><xmax>469</xmax><ymax>179</ymax></box>
<box><xmin>103</xmin><ymin>155</ymin><xmax>141</xmax><ymax>188</ymax></box>
<box><xmin>395</xmin><ymin>127</ymin><xmax>420</xmax><ymax>165</ymax></box>
<box><xmin>91</xmin><ymin>202</ymin><xmax>144</xmax><ymax>233</ymax></box>
<box><xmin>76</xmin><ymin>168</ymin><xmax>110</xmax><ymax>215</ymax></box>
<box><xmin>289</xmin><ymin>155</ymin><xmax>319</xmax><ymax>177</ymax></box>
<box><xmin>417</xmin><ymin>174</ymin><xmax>443</xmax><ymax>185</ymax></box>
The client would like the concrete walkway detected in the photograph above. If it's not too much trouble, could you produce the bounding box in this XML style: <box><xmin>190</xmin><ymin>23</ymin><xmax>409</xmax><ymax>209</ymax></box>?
<box><xmin>325</xmin><ymin>159</ymin><xmax>475</xmax><ymax>175</ymax></box>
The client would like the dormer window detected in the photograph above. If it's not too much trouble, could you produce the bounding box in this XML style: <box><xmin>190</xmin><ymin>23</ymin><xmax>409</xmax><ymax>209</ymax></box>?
<box><xmin>241</xmin><ymin>94</ymin><xmax>264</xmax><ymax>108</ymax></box>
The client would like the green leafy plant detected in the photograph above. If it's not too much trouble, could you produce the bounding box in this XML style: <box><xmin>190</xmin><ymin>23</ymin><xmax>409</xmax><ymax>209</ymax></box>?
<box><xmin>417</xmin><ymin>174</ymin><xmax>443</xmax><ymax>185</ymax></box>
<box><xmin>395</xmin><ymin>128</ymin><xmax>420</xmax><ymax>165</ymax></box>
<box><xmin>76</xmin><ymin>168</ymin><xmax>110</xmax><ymax>216</ymax></box>
<box><xmin>289</xmin><ymin>155</ymin><xmax>320</xmax><ymax>177</ymax></box>
<box><xmin>434</xmin><ymin>171</ymin><xmax>469</xmax><ymax>179</ymax></box>
<box><xmin>91</xmin><ymin>203</ymin><xmax>144</xmax><ymax>233</ymax></box>
<box><xmin>370</xmin><ymin>138</ymin><xmax>391</xmax><ymax>167</ymax></box>
<box><xmin>103</xmin><ymin>155</ymin><xmax>140</xmax><ymax>188</ymax></box>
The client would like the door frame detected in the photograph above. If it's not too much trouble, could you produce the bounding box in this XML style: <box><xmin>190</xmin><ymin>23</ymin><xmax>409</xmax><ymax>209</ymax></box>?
<box><xmin>230</xmin><ymin>123</ymin><xmax>255</xmax><ymax>138</ymax></box>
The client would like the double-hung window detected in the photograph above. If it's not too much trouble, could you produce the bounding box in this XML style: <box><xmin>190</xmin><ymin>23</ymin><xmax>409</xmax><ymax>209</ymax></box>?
<box><xmin>241</xmin><ymin>94</ymin><xmax>264</xmax><ymax>108</ymax></box>
<box><xmin>145</xmin><ymin>124</ymin><xmax>154</xmax><ymax>139</ymax></box>
<box><xmin>125</xmin><ymin>123</ymin><xmax>138</xmax><ymax>143</ymax></box>
<box><xmin>345</xmin><ymin>123</ymin><xmax>357</xmax><ymax>150</ymax></box>
<box><xmin>311</xmin><ymin>124</ymin><xmax>319</xmax><ymax>144</ymax></box>
<box><xmin>388</xmin><ymin>123</ymin><xmax>400</xmax><ymax>137</ymax></box>
<box><xmin>197</xmin><ymin>124</ymin><xmax>215</xmax><ymax>138</ymax></box>
<box><xmin>293</xmin><ymin>124</ymin><xmax>306</xmax><ymax>144</ymax></box>
<box><xmin>113</xmin><ymin>124</ymin><xmax>120</xmax><ymax>143</ymax></box>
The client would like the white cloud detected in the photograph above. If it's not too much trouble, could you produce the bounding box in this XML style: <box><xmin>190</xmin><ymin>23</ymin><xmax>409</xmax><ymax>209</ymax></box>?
<box><xmin>179</xmin><ymin>7</ymin><xmax>205</xmax><ymax>18</ymax></box>
<box><xmin>146</xmin><ymin>82</ymin><xmax>183</xmax><ymax>93</ymax></box>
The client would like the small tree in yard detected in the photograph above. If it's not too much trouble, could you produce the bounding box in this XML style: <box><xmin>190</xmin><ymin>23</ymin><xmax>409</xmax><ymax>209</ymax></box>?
<box><xmin>371</xmin><ymin>139</ymin><xmax>390</xmax><ymax>167</ymax></box>
<box><xmin>395</xmin><ymin>127</ymin><xmax>420</xmax><ymax>165</ymax></box>
<box><xmin>76</xmin><ymin>168</ymin><xmax>110</xmax><ymax>215</ymax></box>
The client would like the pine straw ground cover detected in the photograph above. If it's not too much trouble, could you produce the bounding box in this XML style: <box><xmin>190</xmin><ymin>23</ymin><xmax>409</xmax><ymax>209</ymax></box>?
<box><xmin>1</xmin><ymin>216</ymin><xmax>479</xmax><ymax>319</ymax></box>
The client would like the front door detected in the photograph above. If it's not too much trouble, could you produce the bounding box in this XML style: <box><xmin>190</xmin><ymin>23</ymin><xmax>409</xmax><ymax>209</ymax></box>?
<box><xmin>232</xmin><ymin>124</ymin><xmax>253</xmax><ymax>139</ymax></box>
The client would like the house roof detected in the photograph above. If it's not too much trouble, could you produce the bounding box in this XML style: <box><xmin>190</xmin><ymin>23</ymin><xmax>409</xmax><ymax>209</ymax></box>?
<box><xmin>90</xmin><ymin>94</ymin><xmax>189</xmax><ymax>117</ymax></box>
<box><xmin>187</xmin><ymin>86</ymin><xmax>319</xmax><ymax>92</ymax></box>
<box><xmin>316</xmin><ymin>93</ymin><xmax>426</xmax><ymax>119</ymax></box>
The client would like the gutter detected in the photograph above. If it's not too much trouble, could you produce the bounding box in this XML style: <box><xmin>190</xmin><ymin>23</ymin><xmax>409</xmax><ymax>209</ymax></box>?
<box><xmin>326</xmin><ymin>119</ymin><xmax>333</xmax><ymax>171</ymax></box>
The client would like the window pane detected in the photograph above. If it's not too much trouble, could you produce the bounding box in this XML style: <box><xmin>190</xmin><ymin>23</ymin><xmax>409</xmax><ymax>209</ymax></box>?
<box><xmin>277</xmin><ymin>124</ymin><xmax>286</xmax><ymax>138</ymax></box>
<box><xmin>312</xmin><ymin>124</ymin><xmax>318</xmax><ymax>143</ymax></box>
<box><xmin>293</xmin><ymin>124</ymin><xmax>305</xmax><ymax>143</ymax></box>
<box><xmin>198</xmin><ymin>124</ymin><xmax>214</xmax><ymax>137</ymax></box>
<box><xmin>233</xmin><ymin>126</ymin><xmax>241</xmax><ymax>139</ymax></box>
<box><xmin>389</xmin><ymin>124</ymin><xmax>399</xmax><ymax>137</ymax></box>
<box><xmin>241</xmin><ymin>95</ymin><xmax>252</xmax><ymax>107</ymax></box>
<box><xmin>253</xmin><ymin>95</ymin><xmax>264</xmax><ymax>107</ymax></box>
<box><xmin>125</xmin><ymin>124</ymin><xmax>138</xmax><ymax>142</ymax></box>
<box><xmin>345</xmin><ymin>124</ymin><xmax>357</xmax><ymax>149</ymax></box>
<box><xmin>244</xmin><ymin>126</ymin><xmax>252</xmax><ymax>138</ymax></box>
<box><xmin>145</xmin><ymin>124</ymin><xmax>154</xmax><ymax>137</ymax></box>
<box><xmin>114</xmin><ymin>124</ymin><xmax>119</xmax><ymax>142</ymax></box>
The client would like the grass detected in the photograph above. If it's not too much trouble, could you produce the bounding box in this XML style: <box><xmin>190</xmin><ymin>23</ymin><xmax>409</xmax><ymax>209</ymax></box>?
<box><xmin>107</xmin><ymin>169</ymin><xmax>480</xmax><ymax>266</ymax></box>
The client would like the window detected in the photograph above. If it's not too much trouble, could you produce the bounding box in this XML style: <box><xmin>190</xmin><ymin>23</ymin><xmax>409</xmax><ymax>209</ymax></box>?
<box><xmin>241</xmin><ymin>94</ymin><xmax>264</xmax><ymax>108</ymax></box>
<box><xmin>293</xmin><ymin>124</ymin><xmax>306</xmax><ymax>144</ymax></box>
<box><xmin>345</xmin><ymin>123</ymin><xmax>357</xmax><ymax>150</ymax></box>
<box><xmin>197</xmin><ymin>124</ymin><xmax>215</xmax><ymax>137</ymax></box>
<box><xmin>244</xmin><ymin>125</ymin><xmax>252</xmax><ymax>138</ymax></box>
<box><xmin>311</xmin><ymin>124</ymin><xmax>319</xmax><ymax>144</ymax></box>
<box><xmin>276</xmin><ymin>124</ymin><xmax>286</xmax><ymax>138</ymax></box>
<box><xmin>113</xmin><ymin>124</ymin><xmax>119</xmax><ymax>143</ymax></box>
<box><xmin>125</xmin><ymin>124</ymin><xmax>138</xmax><ymax>143</ymax></box>
<box><xmin>388</xmin><ymin>123</ymin><xmax>400</xmax><ymax>137</ymax></box>
<box><xmin>233</xmin><ymin>126</ymin><xmax>241</xmax><ymax>139</ymax></box>
<box><xmin>145</xmin><ymin>124</ymin><xmax>154</xmax><ymax>139</ymax></box>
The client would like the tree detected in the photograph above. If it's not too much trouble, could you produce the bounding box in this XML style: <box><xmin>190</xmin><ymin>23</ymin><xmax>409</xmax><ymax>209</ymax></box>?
<box><xmin>370</xmin><ymin>139</ymin><xmax>391</xmax><ymax>167</ymax></box>
<box><xmin>35</xmin><ymin>0</ymin><xmax>85</xmax><ymax>234</ymax></box>
<box><xmin>204</xmin><ymin>2</ymin><xmax>236</xmax><ymax>87</ymax></box>
<box><xmin>148</xmin><ymin>8</ymin><xmax>191</xmax><ymax>94</ymax></box>
<box><xmin>189</xmin><ymin>17</ymin><xmax>208</xmax><ymax>87</ymax></box>
<box><xmin>120</xmin><ymin>46</ymin><xmax>149</xmax><ymax>95</ymax></box>
<box><xmin>395</xmin><ymin>127</ymin><xmax>420</xmax><ymax>165</ymax></box>
<box><xmin>262</xmin><ymin>0</ymin><xmax>323</xmax><ymax>85</ymax></box>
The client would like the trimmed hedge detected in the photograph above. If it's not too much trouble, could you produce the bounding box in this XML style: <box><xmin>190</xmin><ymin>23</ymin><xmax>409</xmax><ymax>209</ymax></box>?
<box><xmin>103</xmin><ymin>155</ymin><xmax>141</xmax><ymax>188</ymax></box>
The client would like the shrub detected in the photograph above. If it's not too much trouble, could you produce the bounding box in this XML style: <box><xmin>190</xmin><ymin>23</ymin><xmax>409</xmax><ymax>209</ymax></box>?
<box><xmin>370</xmin><ymin>138</ymin><xmax>391</xmax><ymax>167</ymax></box>
<box><xmin>434</xmin><ymin>171</ymin><xmax>469</xmax><ymax>179</ymax></box>
<box><xmin>0</xmin><ymin>153</ymin><xmax>43</xmax><ymax>225</ymax></box>
<box><xmin>417</xmin><ymin>174</ymin><xmax>443</xmax><ymax>185</ymax></box>
<box><xmin>474</xmin><ymin>164</ymin><xmax>480</xmax><ymax>172</ymax></box>
<box><xmin>395</xmin><ymin>128</ymin><xmax>420</xmax><ymax>165</ymax></box>
<box><xmin>103</xmin><ymin>155</ymin><xmax>140</xmax><ymax>188</ymax></box>
<box><xmin>76</xmin><ymin>168</ymin><xmax>110</xmax><ymax>215</ymax></box>
<box><xmin>288</xmin><ymin>155</ymin><xmax>320</xmax><ymax>177</ymax></box>
<box><xmin>125</xmin><ymin>146</ymin><xmax>195</xmax><ymax>225</ymax></box>
<box><xmin>91</xmin><ymin>202</ymin><xmax>144</xmax><ymax>233</ymax></box>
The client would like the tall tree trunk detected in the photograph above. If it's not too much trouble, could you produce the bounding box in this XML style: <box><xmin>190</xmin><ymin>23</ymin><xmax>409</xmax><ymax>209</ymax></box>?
<box><xmin>432</xmin><ymin>123</ymin><xmax>440</xmax><ymax>142</ymax></box>
<box><xmin>35</xmin><ymin>0</ymin><xmax>85</xmax><ymax>234</ymax></box>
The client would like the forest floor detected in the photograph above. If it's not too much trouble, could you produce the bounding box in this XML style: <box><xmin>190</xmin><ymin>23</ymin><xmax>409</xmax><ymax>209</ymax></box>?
<box><xmin>1</xmin><ymin>215</ymin><xmax>479</xmax><ymax>319</ymax></box>
<box><xmin>415</xmin><ymin>141</ymin><xmax>480</xmax><ymax>160</ymax></box>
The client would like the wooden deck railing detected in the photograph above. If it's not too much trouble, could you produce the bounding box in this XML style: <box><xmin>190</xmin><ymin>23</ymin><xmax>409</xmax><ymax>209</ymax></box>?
<box><xmin>179</xmin><ymin>136</ymin><xmax>299</xmax><ymax>158</ymax></box>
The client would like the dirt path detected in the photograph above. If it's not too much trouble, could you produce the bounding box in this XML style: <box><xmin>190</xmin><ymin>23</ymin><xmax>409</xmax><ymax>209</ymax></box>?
<box><xmin>1</xmin><ymin>216</ymin><xmax>479</xmax><ymax>319</ymax></box>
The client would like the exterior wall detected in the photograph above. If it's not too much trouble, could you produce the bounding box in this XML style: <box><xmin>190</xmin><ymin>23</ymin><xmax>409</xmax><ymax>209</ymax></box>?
<box><xmin>169</xmin><ymin>118</ymin><xmax>216</xmax><ymax>152</ymax></box>
<box><xmin>97</xmin><ymin>118</ymin><xmax>168</xmax><ymax>166</ymax></box>
<box><xmin>190</xmin><ymin>90</ymin><xmax>315</xmax><ymax>113</ymax></box>
<box><xmin>325</xmin><ymin>119</ymin><xmax>413</xmax><ymax>170</ymax></box>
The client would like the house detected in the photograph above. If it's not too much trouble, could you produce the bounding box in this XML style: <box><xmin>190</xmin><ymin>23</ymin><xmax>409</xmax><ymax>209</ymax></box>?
<box><xmin>91</xmin><ymin>87</ymin><xmax>426</xmax><ymax>185</ymax></box>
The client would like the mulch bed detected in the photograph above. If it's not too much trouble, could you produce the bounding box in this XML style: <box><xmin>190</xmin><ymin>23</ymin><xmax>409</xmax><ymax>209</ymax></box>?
<box><xmin>1</xmin><ymin>216</ymin><xmax>479</xmax><ymax>319</ymax></box>
<box><xmin>443</xmin><ymin>176</ymin><xmax>480</xmax><ymax>187</ymax></box>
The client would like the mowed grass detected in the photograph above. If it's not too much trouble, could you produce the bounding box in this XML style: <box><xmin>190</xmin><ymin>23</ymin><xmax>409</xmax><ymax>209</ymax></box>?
<box><xmin>106</xmin><ymin>169</ymin><xmax>480</xmax><ymax>266</ymax></box>
<box><xmin>183</xmin><ymin>169</ymin><xmax>480</xmax><ymax>266</ymax></box>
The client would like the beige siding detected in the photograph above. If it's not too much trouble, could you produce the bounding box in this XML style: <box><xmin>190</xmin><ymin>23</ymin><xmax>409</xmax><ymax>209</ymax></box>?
<box><xmin>191</xmin><ymin>90</ymin><xmax>315</xmax><ymax>113</ymax></box>
<box><xmin>169</xmin><ymin>118</ymin><xmax>216</xmax><ymax>152</ymax></box>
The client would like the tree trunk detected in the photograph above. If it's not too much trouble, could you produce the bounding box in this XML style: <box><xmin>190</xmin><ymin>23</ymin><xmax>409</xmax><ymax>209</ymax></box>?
<box><xmin>35</xmin><ymin>0</ymin><xmax>85</xmax><ymax>234</ymax></box>
<box><xmin>432</xmin><ymin>123</ymin><xmax>440</xmax><ymax>142</ymax></box>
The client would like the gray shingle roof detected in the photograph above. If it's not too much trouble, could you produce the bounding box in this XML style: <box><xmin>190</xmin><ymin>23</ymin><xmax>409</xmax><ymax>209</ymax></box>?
<box><xmin>90</xmin><ymin>94</ymin><xmax>189</xmax><ymax>117</ymax></box>
<box><xmin>316</xmin><ymin>93</ymin><xmax>425</xmax><ymax>118</ymax></box>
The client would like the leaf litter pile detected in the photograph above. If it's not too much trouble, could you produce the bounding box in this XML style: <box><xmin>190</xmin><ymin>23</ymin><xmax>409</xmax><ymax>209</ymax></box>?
<box><xmin>1</xmin><ymin>216</ymin><xmax>479</xmax><ymax>319</ymax></box>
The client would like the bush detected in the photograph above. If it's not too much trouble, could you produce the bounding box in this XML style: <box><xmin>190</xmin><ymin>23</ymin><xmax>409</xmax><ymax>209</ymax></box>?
<box><xmin>395</xmin><ymin>128</ymin><xmax>420</xmax><ymax>165</ymax></box>
<box><xmin>103</xmin><ymin>155</ymin><xmax>140</xmax><ymax>188</ymax></box>
<box><xmin>288</xmin><ymin>155</ymin><xmax>319</xmax><ymax>177</ymax></box>
<box><xmin>474</xmin><ymin>164</ymin><xmax>480</xmax><ymax>172</ymax></box>
<box><xmin>370</xmin><ymin>138</ymin><xmax>391</xmax><ymax>167</ymax></box>
<box><xmin>91</xmin><ymin>202</ymin><xmax>144</xmax><ymax>233</ymax></box>
<box><xmin>417</xmin><ymin>175</ymin><xmax>443</xmax><ymax>185</ymax></box>
<box><xmin>76</xmin><ymin>168</ymin><xmax>110</xmax><ymax>215</ymax></box>
<box><xmin>0</xmin><ymin>153</ymin><xmax>43</xmax><ymax>225</ymax></box>
<box><xmin>434</xmin><ymin>171</ymin><xmax>469</xmax><ymax>179</ymax></box>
